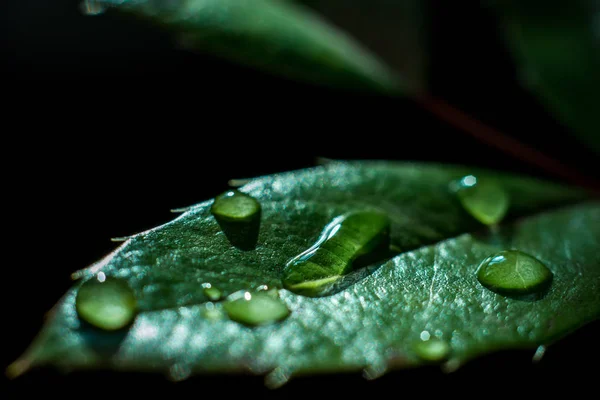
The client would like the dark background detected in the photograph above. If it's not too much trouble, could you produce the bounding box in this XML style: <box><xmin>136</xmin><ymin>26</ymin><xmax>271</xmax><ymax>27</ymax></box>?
<box><xmin>3</xmin><ymin>0</ymin><xmax>599</xmax><ymax>397</ymax></box>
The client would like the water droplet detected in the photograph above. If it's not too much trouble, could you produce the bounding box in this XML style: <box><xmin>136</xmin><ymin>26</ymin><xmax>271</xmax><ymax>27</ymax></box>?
<box><xmin>211</xmin><ymin>190</ymin><xmax>261</xmax><ymax>222</ymax></box>
<box><xmin>201</xmin><ymin>283</ymin><xmax>222</xmax><ymax>301</ymax></box>
<box><xmin>451</xmin><ymin>175</ymin><xmax>509</xmax><ymax>225</ymax></box>
<box><xmin>282</xmin><ymin>211</ymin><xmax>390</xmax><ymax>296</ymax></box>
<box><xmin>80</xmin><ymin>1</ymin><xmax>106</xmax><ymax>16</ymax></box>
<box><xmin>477</xmin><ymin>250</ymin><xmax>553</xmax><ymax>296</ymax></box>
<box><xmin>211</xmin><ymin>190</ymin><xmax>261</xmax><ymax>250</ymax></box>
<box><xmin>201</xmin><ymin>302</ymin><xmax>224</xmax><ymax>320</ymax></box>
<box><xmin>414</xmin><ymin>338</ymin><xmax>450</xmax><ymax>362</ymax></box>
<box><xmin>223</xmin><ymin>291</ymin><xmax>290</xmax><ymax>326</ymax></box>
<box><xmin>75</xmin><ymin>274</ymin><xmax>137</xmax><ymax>331</ymax></box>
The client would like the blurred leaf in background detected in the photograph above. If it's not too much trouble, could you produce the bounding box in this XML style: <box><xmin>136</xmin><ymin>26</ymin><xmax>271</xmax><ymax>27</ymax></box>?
<box><xmin>490</xmin><ymin>0</ymin><xmax>600</xmax><ymax>154</ymax></box>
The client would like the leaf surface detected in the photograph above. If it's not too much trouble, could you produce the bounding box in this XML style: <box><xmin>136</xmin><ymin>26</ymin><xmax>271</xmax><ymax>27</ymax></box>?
<box><xmin>11</xmin><ymin>162</ymin><xmax>599</xmax><ymax>385</ymax></box>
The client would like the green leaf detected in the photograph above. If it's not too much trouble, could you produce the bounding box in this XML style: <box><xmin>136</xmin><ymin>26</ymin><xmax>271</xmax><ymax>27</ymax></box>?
<box><xmin>490</xmin><ymin>0</ymin><xmax>600</xmax><ymax>153</ymax></box>
<box><xmin>10</xmin><ymin>162</ymin><xmax>599</xmax><ymax>386</ymax></box>
<box><xmin>85</xmin><ymin>0</ymin><xmax>427</xmax><ymax>93</ymax></box>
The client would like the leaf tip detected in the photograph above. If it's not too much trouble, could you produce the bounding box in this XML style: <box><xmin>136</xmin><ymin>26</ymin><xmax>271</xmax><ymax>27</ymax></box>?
<box><xmin>362</xmin><ymin>363</ymin><xmax>388</xmax><ymax>380</ymax></box>
<box><xmin>5</xmin><ymin>358</ymin><xmax>31</xmax><ymax>380</ymax></box>
<box><xmin>441</xmin><ymin>358</ymin><xmax>462</xmax><ymax>374</ymax></box>
<box><xmin>264</xmin><ymin>366</ymin><xmax>292</xmax><ymax>389</ymax></box>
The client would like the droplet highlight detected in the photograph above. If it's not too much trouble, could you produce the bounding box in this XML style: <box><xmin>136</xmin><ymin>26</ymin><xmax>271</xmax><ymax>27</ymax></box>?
<box><xmin>452</xmin><ymin>175</ymin><xmax>509</xmax><ymax>225</ymax></box>
<box><xmin>414</xmin><ymin>337</ymin><xmax>450</xmax><ymax>362</ymax></box>
<box><xmin>211</xmin><ymin>190</ymin><xmax>261</xmax><ymax>250</ymax></box>
<box><xmin>282</xmin><ymin>211</ymin><xmax>391</xmax><ymax>296</ymax></box>
<box><xmin>223</xmin><ymin>291</ymin><xmax>290</xmax><ymax>326</ymax></box>
<box><xmin>477</xmin><ymin>250</ymin><xmax>553</xmax><ymax>296</ymax></box>
<box><xmin>75</xmin><ymin>273</ymin><xmax>137</xmax><ymax>330</ymax></box>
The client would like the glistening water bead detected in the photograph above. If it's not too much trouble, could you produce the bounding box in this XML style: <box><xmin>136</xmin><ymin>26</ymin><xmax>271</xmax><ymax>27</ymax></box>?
<box><xmin>211</xmin><ymin>190</ymin><xmax>262</xmax><ymax>250</ymax></box>
<box><xmin>477</xmin><ymin>250</ymin><xmax>553</xmax><ymax>296</ymax></box>
<box><xmin>75</xmin><ymin>273</ymin><xmax>137</xmax><ymax>331</ymax></box>
<box><xmin>452</xmin><ymin>175</ymin><xmax>509</xmax><ymax>225</ymax></box>
<box><xmin>282</xmin><ymin>211</ymin><xmax>391</xmax><ymax>296</ymax></box>
<box><xmin>413</xmin><ymin>337</ymin><xmax>451</xmax><ymax>362</ymax></box>
<box><xmin>223</xmin><ymin>291</ymin><xmax>290</xmax><ymax>326</ymax></box>
<box><xmin>211</xmin><ymin>190</ymin><xmax>261</xmax><ymax>222</ymax></box>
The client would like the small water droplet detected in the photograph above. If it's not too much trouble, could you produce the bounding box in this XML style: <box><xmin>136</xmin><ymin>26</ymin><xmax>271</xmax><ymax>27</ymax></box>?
<box><xmin>201</xmin><ymin>302</ymin><xmax>224</xmax><ymax>320</ymax></box>
<box><xmin>414</xmin><ymin>338</ymin><xmax>451</xmax><ymax>362</ymax></box>
<box><xmin>420</xmin><ymin>330</ymin><xmax>431</xmax><ymax>341</ymax></box>
<box><xmin>451</xmin><ymin>175</ymin><xmax>509</xmax><ymax>225</ymax></box>
<box><xmin>282</xmin><ymin>211</ymin><xmax>391</xmax><ymax>296</ymax></box>
<box><xmin>211</xmin><ymin>190</ymin><xmax>261</xmax><ymax>250</ymax></box>
<box><xmin>477</xmin><ymin>250</ymin><xmax>553</xmax><ymax>296</ymax></box>
<box><xmin>223</xmin><ymin>291</ymin><xmax>290</xmax><ymax>326</ymax></box>
<box><xmin>201</xmin><ymin>283</ymin><xmax>222</xmax><ymax>301</ymax></box>
<box><xmin>75</xmin><ymin>274</ymin><xmax>137</xmax><ymax>331</ymax></box>
<box><xmin>80</xmin><ymin>1</ymin><xmax>106</xmax><ymax>16</ymax></box>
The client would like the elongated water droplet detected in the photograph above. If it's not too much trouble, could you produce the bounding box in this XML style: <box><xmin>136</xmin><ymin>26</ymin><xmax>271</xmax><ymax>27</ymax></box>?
<box><xmin>451</xmin><ymin>175</ymin><xmax>509</xmax><ymax>225</ymax></box>
<box><xmin>75</xmin><ymin>273</ymin><xmax>137</xmax><ymax>330</ymax></box>
<box><xmin>223</xmin><ymin>291</ymin><xmax>290</xmax><ymax>326</ymax></box>
<box><xmin>201</xmin><ymin>283</ymin><xmax>222</xmax><ymax>301</ymax></box>
<box><xmin>477</xmin><ymin>250</ymin><xmax>553</xmax><ymax>296</ymax></box>
<box><xmin>211</xmin><ymin>190</ymin><xmax>261</xmax><ymax>250</ymax></box>
<box><xmin>80</xmin><ymin>1</ymin><xmax>106</xmax><ymax>16</ymax></box>
<box><xmin>282</xmin><ymin>211</ymin><xmax>390</xmax><ymax>296</ymax></box>
<box><xmin>414</xmin><ymin>337</ymin><xmax>450</xmax><ymax>362</ymax></box>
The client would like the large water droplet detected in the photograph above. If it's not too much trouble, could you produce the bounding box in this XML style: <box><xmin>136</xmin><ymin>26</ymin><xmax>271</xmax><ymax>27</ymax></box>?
<box><xmin>223</xmin><ymin>291</ymin><xmax>290</xmax><ymax>326</ymax></box>
<box><xmin>452</xmin><ymin>175</ymin><xmax>509</xmax><ymax>225</ymax></box>
<box><xmin>80</xmin><ymin>1</ymin><xmax>106</xmax><ymax>16</ymax></box>
<box><xmin>282</xmin><ymin>211</ymin><xmax>390</xmax><ymax>296</ymax></box>
<box><xmin>413</xmin><ymin>337</ymin><xmax>450</xmax><ymax>362</ymax></box>
<box><xmin>477</xmin><ymin>250</ymin><xmax>553</xmax><ymax>296</ymax></box>
<box><xmin>211</xmin><ymin>190</ymin><xmax>261</xmax><ymax>250</ymax></box>
<box><xmin>75</xmin><ymin>273</ymin><xmax>137</xmax><ymax>330</ymax></box>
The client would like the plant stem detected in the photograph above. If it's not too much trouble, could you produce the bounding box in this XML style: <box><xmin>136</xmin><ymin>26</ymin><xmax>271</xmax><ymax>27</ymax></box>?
<box><xmin>417</xmin><ymin>94</ymin><xmax>600</xmax><ymax>195</ymax></box>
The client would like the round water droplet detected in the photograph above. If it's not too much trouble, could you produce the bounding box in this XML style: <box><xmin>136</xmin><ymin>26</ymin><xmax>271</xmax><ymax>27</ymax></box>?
<box><xmin>414</xmin><ymin>338</ymin><xmax>450</xmax><ymax>362</ymax></box>
<box><xmin>282</xmin><ymin>211</ymin><xmax>391</xmax><ymax>296</ymax></box>
<box><xmin>202</xmin><ymin>285</ymin><xmax>222</xmax><ymax>301</ymax></box>
<box><xmin>452</xmin><ymin>175</ymin><xmax>509</xmax><ymax>225</ymax></box>
<box><xmin>477</xmin><ymin>250</ymin><xmax>553</xmax><ymax>296</ymax></box>
<box><xmin>201</xmin><ymin>302</ymin><xmax>224</xmax><ymax>320</ymax></box>
<box><xmin>223</xmin><ymin>291</ymin><xmax>290</xmax><ymax>326</ymax></box>
<box><xmin>211</xmin><ymin>190</ymin><xmax>261</xmax><ymax>223</ymax></box>
<box><xmin>211</xmin><ymin>190</ymin><xmax>261</xmax><ymax>250</ymax></box>
<box><xmin>75</xmin><ymin>274</ymin><xmax>137</xmax><ymax>330</ymax></box>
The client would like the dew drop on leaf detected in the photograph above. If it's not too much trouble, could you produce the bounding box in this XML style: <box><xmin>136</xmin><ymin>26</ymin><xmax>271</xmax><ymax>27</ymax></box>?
<box><xmin>75</xmin><ymin>273</ymin><xmax>137</xmax><ymax>331</ymax></box>
<box><xmin>223</xmin><ymin>291</ymin><xmax>290</xmax><ymax>327</ymax></box>
<box><xmin>211</xmin><ymin>190</ymin><xmax>261</xmax><ymax>250</ymax></box>
<box><xmin>477</xmin><ymin>250</ymin><xmax>553</xmax><ymax>296</ymax></box>
<box><xmin>201</xmin><ymin>283</ymin><xmax>222</xmax><ymax>301</ymax></box>
<box><xmin>413</xmin><ymin>336</ymin><xmax>450</xmax><ymax>362</ymax></box>
<box><xmin>211</xmin><ymin>190</ymin><xmax>261</xmax><ymax>222</ymax></box>
<box><xmin>282</xmin><ymin>211</ymin><xmax>391</xmax><ymax>296</ymax></box>
<box><xmin>451</xmin><ymin>175</ymin><xmax>509</xmax><ymax>225</ymax></box>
